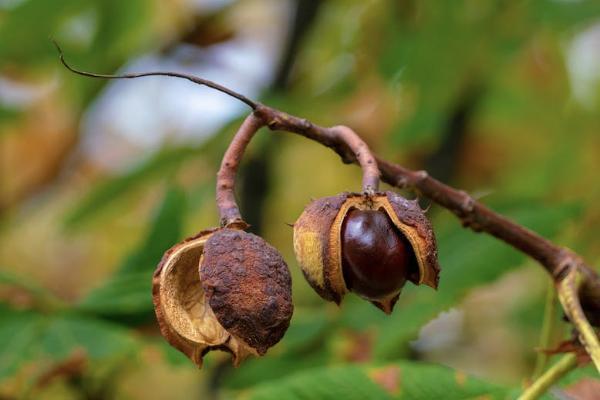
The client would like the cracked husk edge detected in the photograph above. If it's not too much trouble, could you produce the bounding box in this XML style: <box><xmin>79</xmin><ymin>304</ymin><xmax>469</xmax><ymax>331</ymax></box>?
<box><xmin>152</xmin><ymin>229</ymin><xmax>257</xmax><ymax>368</ymax></box>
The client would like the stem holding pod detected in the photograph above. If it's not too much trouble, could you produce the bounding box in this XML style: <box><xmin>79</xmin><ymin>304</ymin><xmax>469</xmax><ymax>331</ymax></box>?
<box><xmin>216</xmin><ymin>114</ymin><xmax>265</xmax><ymax>228</ymax></box>
<box><xmin>518</xmin><ymin>354</ymin><xmax>578</xmax><ymax>400</ymax></box>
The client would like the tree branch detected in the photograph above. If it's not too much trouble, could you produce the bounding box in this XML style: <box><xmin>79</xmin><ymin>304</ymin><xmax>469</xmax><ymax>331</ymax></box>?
<box><xmin>55</xmin><ymin>44</ymin><xmax>600</xmax><ymax>370</ymax></box>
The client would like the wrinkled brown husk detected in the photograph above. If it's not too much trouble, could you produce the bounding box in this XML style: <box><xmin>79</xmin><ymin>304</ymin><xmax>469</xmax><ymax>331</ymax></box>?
<box><xmin>200</xmin><ymin>229</ymin><xmax>294</xmax><ymax>355</ymax></box>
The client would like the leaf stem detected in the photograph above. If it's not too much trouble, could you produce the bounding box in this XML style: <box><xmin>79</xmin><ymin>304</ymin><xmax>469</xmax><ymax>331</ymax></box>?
<box><xmin>216</xmin><ymin>114</ymin><xmax>265</xmax><ymax>228</ymax></box>
<box><xmin>518</xmin><ymin>354</ymin><xmax>577</xmax><ymax>400</ymax></box>
<box><xmin>532</xmin><ymin>278</ymin><xmax>558</xmax><ymax>379</ymax></box>
<box><xmin>557</xmin><ymin>269</ymin><xmax>600</xmax><ymax>372</ymax></box>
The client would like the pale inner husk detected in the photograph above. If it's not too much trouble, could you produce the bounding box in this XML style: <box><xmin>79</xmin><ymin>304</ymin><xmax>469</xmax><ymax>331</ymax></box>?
<box><xmin>293</xmin><ymin>228</ymin><xmax>325</xmax><ymax>288</ymax></box>
<box><xmin>157</xmin><ymin>236</ymin><xmax>256</xmax><ymax>367</ymax></box>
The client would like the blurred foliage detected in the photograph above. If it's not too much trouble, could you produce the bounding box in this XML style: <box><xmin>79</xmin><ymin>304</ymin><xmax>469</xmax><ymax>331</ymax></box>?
<box><xmin>1</xmin><ymin>0</ymin><xmax>599</xmax><ymax>399</ymax></box>
<box><xmin>241</xmin><ymin>361</ymin><xmax>510</xmax><ymax>400</ymax></box>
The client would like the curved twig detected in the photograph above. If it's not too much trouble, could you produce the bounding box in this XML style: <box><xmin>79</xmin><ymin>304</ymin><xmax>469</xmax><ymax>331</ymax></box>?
<box><xmin>216</xmin><ymin>114</ymin><xmax>265</xmax><ymax>227</ymax></box>
<box><xmin>253</xmin><ymin>105</ymin><xmax>380</xmax><ymax>192</ymax></box>
<box><xmin>52</xmin><ymin>40</ymin><xmax>257</xmax><ymax>109</ymax></box>
<box><xmin>328</xmin><ymin>126</ymin><xmax>380</xmax><ymax>192</ymax></box>
<box><xmin>215</xmin><ymin>117</ymin><xmax>381</xmax><ymax>227</ymax></box>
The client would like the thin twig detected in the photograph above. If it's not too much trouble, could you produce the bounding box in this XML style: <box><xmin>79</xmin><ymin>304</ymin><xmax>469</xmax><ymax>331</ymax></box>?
<box><xmin>533</xmin><ymin>278</ymin><xmax>559</xmax><ymax>379</ymax></box>
<box><xmin>215</xmin><ymin>117</ymin><xmax>381</xmax><ymax>226</ymax></box>
<box><xmin>517</xmin><ymin>353</ymin><xmax>577</xmax><ymax>400</ymax></box>
<box><xmin>52</xmin><ymin>40</ymin><xmax>258</xmax><ymax>109</ymax></box>
<box><xmin>329</xmin><ymin>125</ymin><xmax>380</xmax><ymax>192</ymax></box>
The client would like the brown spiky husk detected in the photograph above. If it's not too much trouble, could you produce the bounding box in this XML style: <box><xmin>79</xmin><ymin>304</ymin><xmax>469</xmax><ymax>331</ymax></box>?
<box><xmin>293</xmin><ymin>191</ymin><xmax>440</xmax><ymax>312</ymax></box>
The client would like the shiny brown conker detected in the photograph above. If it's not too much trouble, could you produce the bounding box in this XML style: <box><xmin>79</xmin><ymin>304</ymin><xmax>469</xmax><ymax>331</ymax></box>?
<box><xmin>341</xmin><ymin>209</ymin><xmax>416</xmax><ymax>300</ymax></box>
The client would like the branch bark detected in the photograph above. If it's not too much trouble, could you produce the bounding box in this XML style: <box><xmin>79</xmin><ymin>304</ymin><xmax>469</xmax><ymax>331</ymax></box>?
<box><xmin>252</xmin><ymin>103</ymin><xmax>600</xmax><ymax>370</ymax></box>
<box><xmin>253</xmin><ymin>103</ymin><xmax>599</xmax><ymax>288</ymax></box>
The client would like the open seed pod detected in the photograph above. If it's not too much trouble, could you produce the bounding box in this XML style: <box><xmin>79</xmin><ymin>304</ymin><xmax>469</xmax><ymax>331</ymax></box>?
<box><xmin>153</xmin><ymin>228</ymin><xmax>293</xmax><ymax>367</ymax></box>
<box><xmin>293</xmin><ymin>191</ymin><xmax>439</xmax><ymax>313</ymax></box>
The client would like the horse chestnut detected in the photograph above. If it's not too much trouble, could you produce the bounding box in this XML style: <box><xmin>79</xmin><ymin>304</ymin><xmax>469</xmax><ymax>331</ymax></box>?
<box><xmin>293</xmin><ymin>191</ymin><xmax>439</xmax><ymax>313</ymax></box>
<box><xmin>341</xmin><ymin>209</ymin><xmax>417</xmax><ymax>300</ymax></box>
<box><xmin>153</xmin><ymin>227</ymin><xmax>293</xmax><ymax>367</ymax></box>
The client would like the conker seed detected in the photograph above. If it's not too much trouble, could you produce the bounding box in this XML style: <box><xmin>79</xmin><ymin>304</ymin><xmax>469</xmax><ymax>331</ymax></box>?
<box><xmin>341</xmin><ymin>209</ymin><xmax>416</xmax><ymax>300</ymax></box>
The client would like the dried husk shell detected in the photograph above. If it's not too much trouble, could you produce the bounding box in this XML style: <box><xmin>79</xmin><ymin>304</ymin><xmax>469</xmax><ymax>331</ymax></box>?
<box><xmin>200</xmin><ymin>229</ymin><xmax>293</xmax><ymax>355</ymax></box>
<box><xmin>293</xmin><ymin>191</ymin><xmax>439</xmax><ymax>312</ymax></box>
<box><xmin>152</xmin><ymin>228</ymin><xmax>293</xmax><ymax>367</ymax></box>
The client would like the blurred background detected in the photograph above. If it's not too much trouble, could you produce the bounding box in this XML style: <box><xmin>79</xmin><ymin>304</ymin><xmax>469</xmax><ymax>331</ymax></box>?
<box><xmin>0</xmin><ymin>0</ymin><xmax>599</xmax><ymax>399</ymax></box>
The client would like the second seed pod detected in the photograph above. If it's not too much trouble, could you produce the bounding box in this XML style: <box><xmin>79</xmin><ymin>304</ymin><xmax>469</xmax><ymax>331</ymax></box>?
<box><xmin>293</xmin><ymin>191</ymin><xmax>440</xmax><ymax>313</ymax></box>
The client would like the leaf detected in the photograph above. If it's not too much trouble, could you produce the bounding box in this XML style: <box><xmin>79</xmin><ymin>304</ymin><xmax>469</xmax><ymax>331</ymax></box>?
<box><xmin>0</xmin><ymin>308</ymin><xmax>44</xmax><ymax>380</ymax></box>
<box><xmin>76</xmin><ymin>271</ymin><xmax>152</xmax><ymax>317</ymax></box>
<box><xmin>241</xmin><ymin>360</ymin><xmax>509</xmax><ymax>400</ymax></box>
<box><xmin>368</xmin><ymin>201</ymin><xmax>581</xmax><ymax>360</ymax></box>
<box><xmin>242</xmin><ymin>363</ymin><xmax>391</xmax><ymax>400</ymax></box>
<box><xmin>531</xmin><ymin>0</ymin><xmax>600</xmax><ymax>31</ymax></box>
<box><xmin>0</xmin><ymin>306</ymin><xmax>137</xmax><ymax>383</ymax></box>
<box><xmin>155</xmin><ymin>339</ymin><xmax>190</xmax><ymax>367</ymax></box>
<box><xmin>40</xmin><ymin>313</ymin><xmax>138</xmax><ymax>361</ymax></box>
<box><xmin>225</xmin><ymin>352</ymin><xmax>331</xmax><ymax>392</ymax></box>
<box><xmin>276</xmin><ymin>309</ymin><xmax>331</xmax><ymax>355</ymax></box>
<box><xmin>0</xmin><ymin>269</ymin><xmax>57</xmax><ymax>304</ymax></box>
<box><xmin>117</xmin><ymin>185</ymin><xmax>187</xmax><ymax>276</ymax></box>
<box><xmin>223</xmin><ymin>309</ymin><xmax>332</xmax><ymax>389</ymax></box>
<box><xmin>378</xmin><ymin>1</ymin><xmax>599</xmax><ymax>148</ymax></box>
<box><xmin>77</xmin><ymin>186</ymin><xmax>186</xmax><ymax>317</ymax></box>
<box><xmin>0</xmin><ymin>0</ymin><xmax>90</xmax><ymax>65</ymax></box>
<box><xmin>223</xmin><ymin>308</ymin><xmax>333</xmax><ymax>389</ymax></box>
<box><xmin>64</xmin><ymin>147</ymin><xmax>199</xmax><ymax>228</ymax></box>
<box><xmin>0</xmin><ymin>0</ymin><xmax>151</xmax><ymax>66</ymax></box>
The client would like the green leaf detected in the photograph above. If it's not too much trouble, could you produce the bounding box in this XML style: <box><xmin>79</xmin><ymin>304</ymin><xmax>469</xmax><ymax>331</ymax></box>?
<box><xmin>41</xmin><ymin>313</ymin><xmax>138</xmax><ymax>360</ymax></box>
<box><xmin>77</xmin><ymin>186</ymin><xmax>186</xmax><ymax>317</ymax></box>
<box><xmin>0</xmin><ymin>309</ymin><xmax>44</xmax><ymax>380</ymax></box>
<box><xmin>64</xmin><ymin>146</ymin><xmax>199</xmax><ymax>228</ymax></box>
<box><xmin>223</xmin><ymin>309</ymin><xmax>332</xmax><ymax>389</ymax></box>
<box><xmin>241</xmin><ymin>360</ymin><xmax>508</xmax><ymax>400</ymax></box>
<box><xmin>369</xmin><ymin>201</ymin><xmax>581</xmax><ymax>360</ymax></box>
<box><xmin>225</xmin><ymin>352</ymin><xmax>330</xmax><ymax>392</ymax></box>
<box><xmin>0</xmin><ymin>307</ymin><xmax>137</xmax><ymax>382</ymax></box>
<box><xmin>0</xmin><ymin>270</ymin><xmax>58</xmax><ymax>305</ymax></box>
<box><xmin>76</xmin><ymin>271</ymin><xmax>153</xmax><ymax>317</ymax></box>
<box><xmin>118</xmin><ymin>185</ymin><xmax>186</xmax><ymax>276</ymax></box>
<box><xmin>531</xmin><ymin>0</ymin><xmax>600</xmax><ymax>31</ymax></box>
<box><xmin>154</xmin><ymin>338</ymin><xmax>190</xmax><ymax>367</ymax></box>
